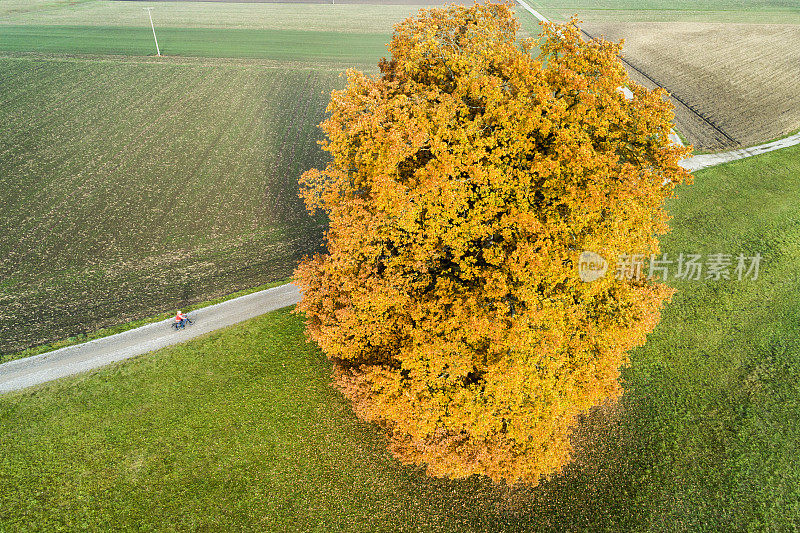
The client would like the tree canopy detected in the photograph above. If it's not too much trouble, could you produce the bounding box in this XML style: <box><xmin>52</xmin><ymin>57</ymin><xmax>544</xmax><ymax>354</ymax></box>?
<box><xmin>294</xmin><ymin>2</ymin><xmax>690</xmax><ymax>485</ymax></box>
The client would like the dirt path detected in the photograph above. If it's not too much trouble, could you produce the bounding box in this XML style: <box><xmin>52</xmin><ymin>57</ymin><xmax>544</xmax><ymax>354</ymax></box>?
<box><xmin>0</xmin><ymin>283</ymin><xmax>300</xmax><ymax>393</ymax></box>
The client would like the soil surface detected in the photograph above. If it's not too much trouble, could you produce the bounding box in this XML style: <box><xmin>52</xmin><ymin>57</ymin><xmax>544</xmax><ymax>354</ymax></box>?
<box><xmin>581</xmin><ymin>22</ymin><xmax>800</xmax><ymax>151</ymax></box>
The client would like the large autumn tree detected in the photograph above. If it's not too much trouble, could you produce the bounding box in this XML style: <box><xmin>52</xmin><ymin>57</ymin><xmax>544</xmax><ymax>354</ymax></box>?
<box><xmin>295</xmin><ymin>2</ymin><xmax>690</xmax><ymax>485</ymax></box>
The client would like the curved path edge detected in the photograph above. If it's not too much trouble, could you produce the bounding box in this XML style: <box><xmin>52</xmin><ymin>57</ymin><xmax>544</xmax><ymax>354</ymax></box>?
<box><xmin>0</xmin><ymin>283</ymin><xmax>301</xmax><ymax>393</ymax></box>
<box><xmin>680</xmin><ymin>132</ymin><xmax>800</xmax><ymax>171</ymax></box>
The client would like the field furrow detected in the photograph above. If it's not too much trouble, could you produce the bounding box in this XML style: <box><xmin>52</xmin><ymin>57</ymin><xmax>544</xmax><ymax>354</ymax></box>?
<box><xmin>0</xmin><ymin>55</ymin><xmax>341</xmax><ymax>354</ymax></box>
<box><xmin>582</xmin><ymin>22</ymin><xmax>800</xmax><ymax>150</ymax></box>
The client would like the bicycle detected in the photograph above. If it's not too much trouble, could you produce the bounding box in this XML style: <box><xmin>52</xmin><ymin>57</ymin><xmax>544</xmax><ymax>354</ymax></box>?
<box><xmin>171</xmin><ymin>316</ymin><xmax>194</xmax><ymax>330</ymax></box>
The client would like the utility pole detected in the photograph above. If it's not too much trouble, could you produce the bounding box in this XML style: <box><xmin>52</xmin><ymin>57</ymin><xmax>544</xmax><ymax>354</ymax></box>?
<box><xmin>144</xmin><ymin>7</ymin><xmax>161</xmax><ymax>57</ymax></box>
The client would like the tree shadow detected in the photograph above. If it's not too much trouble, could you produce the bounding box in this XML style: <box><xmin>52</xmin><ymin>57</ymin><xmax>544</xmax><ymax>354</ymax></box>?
<box><xmin>383</xmin><ymin>397</ymin><xmax>649</xmax><ymax>532</ymax></box>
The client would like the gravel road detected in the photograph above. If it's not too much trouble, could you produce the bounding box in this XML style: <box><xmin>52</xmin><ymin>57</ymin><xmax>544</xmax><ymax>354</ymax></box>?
<box><xmin>0</xmin><ymin>283</ymin><xmax>300</xmax><ymax>393</ymax></box>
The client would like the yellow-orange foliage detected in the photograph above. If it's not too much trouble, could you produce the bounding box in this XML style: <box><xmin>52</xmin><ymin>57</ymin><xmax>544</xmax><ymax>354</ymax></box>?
<box><xmin>294</xmin><ymin>2</ymin><xmax>691</xmax><ymax>485</ymax></box>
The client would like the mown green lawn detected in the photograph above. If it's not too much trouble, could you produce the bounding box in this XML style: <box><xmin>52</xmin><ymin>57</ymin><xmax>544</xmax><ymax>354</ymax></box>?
<box><xmin>628</xmin><ymin>144</ymin><xmax>800</xmax><ymax>528</ymax></box>
<box><xmin>2</xmin><ymin>145</ymin><xmax>800</xmax><ymax>530</ymax></box>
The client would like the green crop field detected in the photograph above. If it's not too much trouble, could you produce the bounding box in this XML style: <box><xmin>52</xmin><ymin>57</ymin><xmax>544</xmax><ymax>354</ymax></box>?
<box><xmin>0</xmin><ymin>1</ymin><xmax>540</xmax><ymax>60</ymax></box>
<box><xmin>0</xmin><ymin>1</ymin><xmax>402</xmax><ymax>63</ymax></box>
<box><xmin>0</xmin><ymin>26</ymin><xmax>392</xmax><ymax>63</ymax></box>
<box><xmin>0</xmin><ymin>1</ymin><xmax>433</xmax><ymax>31</ymax></box>
<box><xmin>2</xmin><ymin>144</ymin><xmax>800</xmax><ymax>530</ymax></box>
<box><xmin>0</xmin><ymin>54</ymin><xmax>341</xmax><ymax>355</ymax></box>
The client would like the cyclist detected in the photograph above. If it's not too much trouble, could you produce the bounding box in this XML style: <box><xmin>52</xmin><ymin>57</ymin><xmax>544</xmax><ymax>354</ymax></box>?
<box><xmin>175</xmin><ymin>310</ymin><xmax>188</xmax><ymax>329</ymax></box>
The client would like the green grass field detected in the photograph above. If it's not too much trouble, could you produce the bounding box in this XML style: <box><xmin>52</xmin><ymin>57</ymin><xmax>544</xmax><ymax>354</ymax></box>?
<box><xmin>2</xmin><ymin>144</ymin><xmax>799</xmax><ymax>530</ymax></box>
<box><xmin>2</xmin><ymin>0</ymin><xmax>798</xmax><ymax>528</ymax></box>
<box><xmin>0</xmin><ymin>1</ymin><xmax>434</xmax><ymax>32</ymax></box>
<box><xmin>0</xmin><ymin>1</ymin><xmax>541</xmax><ymax>61</ymax></box>
<box><xmin>0</xmin><ymin>25</ymin><xmax>391</xmax><ymax>62</ymax></box>
<box><xmin>0</xmin><ymin>0</ymin><xmax>424</xmax><ymax>63</ymax></box>
<box><xmin>0</xmin><ymin>55</ymin><xmax>339</xmax><ymax>355</ymax></box>
<box><xmin>620</xmin><ymin>144</ymin><xmax>800</xmax><ymax>528</ymax></box>
<box><xmin>0</xmin><ymin>0</ymin><xmax>400</xmax><ymax>63</ymax></box>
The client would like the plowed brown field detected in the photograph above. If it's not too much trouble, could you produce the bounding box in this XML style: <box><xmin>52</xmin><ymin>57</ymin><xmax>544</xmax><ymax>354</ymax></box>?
<box><xmin>581</xmin><ymin>22</ymin><xmax>800</xmax><ymax>151</ymax></box>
